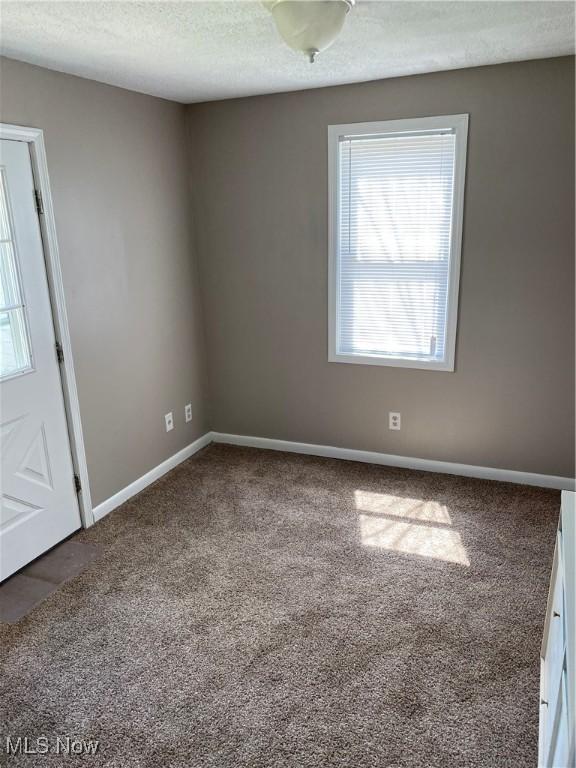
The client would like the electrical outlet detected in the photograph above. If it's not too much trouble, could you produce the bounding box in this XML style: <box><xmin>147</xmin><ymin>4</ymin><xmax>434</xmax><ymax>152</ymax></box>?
<box><xmin>389</xmin><ymin>412</ymin><xmax>401</xmax><ymax>431</ymax></box>
<box><xmin>185</xmin><ymin>404</ymin><xmax>192</xmax><ymax>423</ymax></box>
<box><xmin>165</xmin><ymin>412</ymin><xmax>174</xmax><ymax>432</ymax></box>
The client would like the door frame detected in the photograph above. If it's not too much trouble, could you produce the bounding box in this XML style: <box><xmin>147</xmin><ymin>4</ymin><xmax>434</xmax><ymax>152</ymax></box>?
<box><xmin>1</xmin><ymin>122</ymin><xmax>94</xmax><ymax>527</ymax></box>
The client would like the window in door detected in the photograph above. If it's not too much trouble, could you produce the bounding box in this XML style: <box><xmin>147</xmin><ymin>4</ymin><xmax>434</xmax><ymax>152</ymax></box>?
<box><xmin>0</xmin><ymin>167</ymin><xmax>33</xmax><ymax>379</ymax></box>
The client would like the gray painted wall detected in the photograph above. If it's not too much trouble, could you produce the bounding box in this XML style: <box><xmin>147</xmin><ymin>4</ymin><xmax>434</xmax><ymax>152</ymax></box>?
<box><xmin>187</xmin><ymin>57</ymin><xmax>575</xmax><ymax>477</ymax></box>
<box><xmin>0</xmin><ymin>58</ymin><xmax>209</xmax><ymax>506</ymax></box>
<box><xmin>0</xmin><ymin>55</ymin><xmax>572</xmax><ymax>500</ymax></box>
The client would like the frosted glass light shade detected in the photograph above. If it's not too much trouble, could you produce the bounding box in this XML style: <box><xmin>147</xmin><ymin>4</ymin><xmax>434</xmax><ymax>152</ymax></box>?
<box><xmin>266</xmin><ymin>1</ymin><xmax>353</xmax><ymax>62</ymax></box>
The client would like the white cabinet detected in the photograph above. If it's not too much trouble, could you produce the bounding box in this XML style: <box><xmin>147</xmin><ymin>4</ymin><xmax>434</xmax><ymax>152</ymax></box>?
<box><xmin>539</xmin><ymin>491</ymin><xmax>575</xmax><ymax>768</ymax></box>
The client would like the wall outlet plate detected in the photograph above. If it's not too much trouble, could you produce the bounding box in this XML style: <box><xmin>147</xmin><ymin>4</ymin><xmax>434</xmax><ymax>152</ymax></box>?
<box><xmin>389</xmin><ymin>412</ymin><xmax>401</xmax><ymax>431</ymax></box>
<box><xmin>185</xmin><ymin>404</ymin><xmax>192</xmax><ymax>423</ymax></box>
<box><xmin>165</xmin><ymin>412</ymin><xmax>174</xmax><ymax>432</ymax></box>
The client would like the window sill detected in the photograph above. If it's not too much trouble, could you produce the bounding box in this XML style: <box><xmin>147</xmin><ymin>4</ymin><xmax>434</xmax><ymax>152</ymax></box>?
<box><xmin>328</xmin><ymin>351</ymin><xmax>455</xmax><ymax>372</ymax></box>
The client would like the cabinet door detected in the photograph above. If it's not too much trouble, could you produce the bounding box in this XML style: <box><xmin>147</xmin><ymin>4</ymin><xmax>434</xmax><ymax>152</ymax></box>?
<box><xmin>548</xmin><ymin>668</ymin><xmax>569</xmax><ymax>768</ymax></box>
<box><xmin>539</xmin><ymin>533</ymin><xmax>568</xmax><ymax>767</ymax></box>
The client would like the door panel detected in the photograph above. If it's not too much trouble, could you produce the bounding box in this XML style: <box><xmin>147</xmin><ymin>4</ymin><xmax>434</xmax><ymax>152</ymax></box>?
<box><xmin>0</xmin><ymin>138</ymin><xmax>80</xmax><ymax>581</ymax></box>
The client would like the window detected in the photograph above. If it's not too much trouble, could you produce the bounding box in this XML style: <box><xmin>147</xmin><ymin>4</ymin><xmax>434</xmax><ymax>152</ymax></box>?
<box><xmin>328</xmin><ymin>115</ymin><xmax>468</xmax><ymax>371</ymax></box>
<box><xmin>0</xmin><ymin>168</ymin><xmax>33</xmax><ymax>380</ymax></box>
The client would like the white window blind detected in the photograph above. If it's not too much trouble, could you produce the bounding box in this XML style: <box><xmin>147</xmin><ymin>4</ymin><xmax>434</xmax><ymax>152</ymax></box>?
<box><xmin>329</xmin><ymin>116</ymin><xmax>467</xmax><ymax>371</ymax></box>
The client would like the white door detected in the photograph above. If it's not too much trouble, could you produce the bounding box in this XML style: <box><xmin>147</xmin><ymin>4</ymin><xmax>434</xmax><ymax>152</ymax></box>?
<box><xmin>0</xmin><ymin>138</ymin><xmax>80</xmax><ymax>581</ymax></box>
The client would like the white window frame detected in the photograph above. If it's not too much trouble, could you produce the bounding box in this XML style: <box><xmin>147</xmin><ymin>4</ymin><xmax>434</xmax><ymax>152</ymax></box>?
<box><xmin>328</xmin><ymin>114</ymin><xmax>469</xmax><ymax>372</ymax></box>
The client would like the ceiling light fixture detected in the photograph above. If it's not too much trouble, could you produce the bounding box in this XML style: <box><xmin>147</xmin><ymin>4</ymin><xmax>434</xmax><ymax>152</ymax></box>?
<box><xmin>265</xmin><ymin>0</ymin><xmax>354</xmax><ymax>63</ymax></box>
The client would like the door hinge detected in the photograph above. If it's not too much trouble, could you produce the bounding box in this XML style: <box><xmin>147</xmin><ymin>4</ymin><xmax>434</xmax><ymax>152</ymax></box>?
<box><xmin>55</xmin><ymin>340</ymin><xmax>64</xmax><ymax>364</ymax></box>
<box><xmin>74</xmin><ymin>474</ymin><xmax>82</xmax><ymax>494</ymax></box>
<box><xmin>34</xmin><ymin>189</ymin><xmax>44</xmax><ymax>215</ymax></box>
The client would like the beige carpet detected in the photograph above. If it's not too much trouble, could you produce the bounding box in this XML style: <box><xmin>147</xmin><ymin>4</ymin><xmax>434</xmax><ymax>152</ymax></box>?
<box><xmin>0</xmin><ymin>444</ymin><xmax>559</xmax><ymax>767</ymax></box>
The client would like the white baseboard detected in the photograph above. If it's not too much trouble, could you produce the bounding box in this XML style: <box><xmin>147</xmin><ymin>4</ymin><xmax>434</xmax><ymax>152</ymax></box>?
<box><xmin>211</xmin><ymin>432</ymin><xmax>576</xmax><ymax>491</ymax></box>
<box><xmin>92</xmin><ymin>430</ymin><xmax>574</xmax><ymax>522</ymax></box>
<box><xmin>92</xmin><ymin>432</ymin><xmax>213</xmax><ymax>523</ymax></box>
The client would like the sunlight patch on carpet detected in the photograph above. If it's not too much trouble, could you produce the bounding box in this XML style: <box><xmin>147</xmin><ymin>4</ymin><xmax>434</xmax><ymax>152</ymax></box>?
<box><xmin>354</xmin><ymin>491</ymin><xmax>451</xmax><ymax>524</ymax></box>
<box><xmin>355</xmin><ymin>492</ymin><xmax>468</xmax><ymax>565</ymax></box>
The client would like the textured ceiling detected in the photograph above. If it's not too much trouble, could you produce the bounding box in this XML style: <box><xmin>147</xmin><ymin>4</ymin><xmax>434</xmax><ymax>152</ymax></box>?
<box><xmin>1</xmin><ymin>1</ymin><xmax>574</xmax><ymax>103</ymax></box>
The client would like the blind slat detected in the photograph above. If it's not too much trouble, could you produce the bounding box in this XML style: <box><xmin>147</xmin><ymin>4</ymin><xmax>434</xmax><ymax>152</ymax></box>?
<box><xmin>337</xmin><ymin>129</ymin><xmax>456</xmax><ymax>362</ymax></box>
